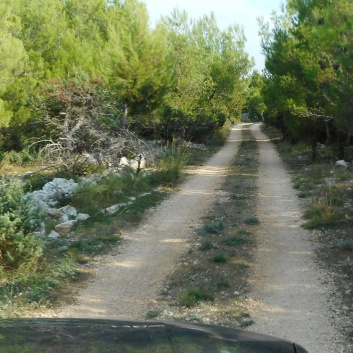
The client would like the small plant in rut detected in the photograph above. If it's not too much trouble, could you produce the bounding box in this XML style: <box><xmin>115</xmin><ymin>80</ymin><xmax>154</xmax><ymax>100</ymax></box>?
<box><xmin>243</xmin><ymin>216</ymin><xmax>259</xmax><ymax>225</ymax></box>
<box><xmin>223</xmin><ymin>237</ymin><xmax>246</xmax><ymax>246</ymax></box>
<box><xmin>179</xmin><ymin>287</ymin><xmax>214</xmax><ymax>307</ymax></box>
<box><xmin>211</xmin><ymin>253</ymin><xmax>229</xmax><ymax>263</ymax></box>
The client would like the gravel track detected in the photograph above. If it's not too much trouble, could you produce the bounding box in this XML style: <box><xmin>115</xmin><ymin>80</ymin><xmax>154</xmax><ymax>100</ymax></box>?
<box><xmin>57</xmin><ymin>125</ymin><xmax>243</xmax><ymax>320</ymax></box>
<box><xmin>249</xmin><ymin>123</ymin><xmax>347</xmax><ymax>353</ymax></box>
<box><xmin>49</xmin><ymin>123</ymin><xmax>349</xmax><ymax>352</ymax></box>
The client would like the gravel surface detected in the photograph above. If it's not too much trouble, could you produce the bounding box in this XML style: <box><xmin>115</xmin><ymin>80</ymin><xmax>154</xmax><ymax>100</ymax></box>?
<box><xmin>48</xmin><ymin>123</ymin><xmax>350</xmax><ymax>352</ymax></box>
<box><xmin>56</xmin><ymin>125</ymin><xmax>243</xmax><ymax>319</ymax></box>
<box><xmin>248</xmin><ymin>123</ymin><xmax>348</xmax><ymax>352</ymax></box>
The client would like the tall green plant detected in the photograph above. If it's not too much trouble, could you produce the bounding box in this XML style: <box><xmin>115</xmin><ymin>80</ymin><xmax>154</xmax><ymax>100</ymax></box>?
<box><xmin>0</xmin><ymin>180</ymin><xmax>43</xmax><ymax>278</ymax></box>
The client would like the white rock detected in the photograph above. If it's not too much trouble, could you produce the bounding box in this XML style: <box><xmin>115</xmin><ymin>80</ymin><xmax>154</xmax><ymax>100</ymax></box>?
<box><xmin>55</xmin><ymin>220</ymin><xmax>77</xmax><ymax>233</ymax></box>
<box><xmin>48</xmin><ymin>208</ymin><xmax>65</xmax><ymax>218</ymax></box>
<box><xmin>336</xmin><ymin>160</ymin><xmax>348</xmax><ymax>168</ymax></box>
<box><xmin>76</xmin><ymin>213</ymin><xmax>90</xmax><ymax>221</ymax></box>
<box><xmin>104</xmin><ymin>204</ymin><xmax>122</xmax><ymax>215</ymax></box>
<box><xmin>59</xmin><ymin>205</ymin><xmax>77</xmax><ymax>217</ymax></box>
<box><xmin>48</xmin><ymin>230</ymin><xmax>60</xmax><ymax>239</ymax></box>
<box><xmin>43</xmin><ymin>178</ymin><xmax>78</xmax><ymax>198</ymax></box>
<box><xmin>130</xmin><ymin>156</ymin><xmax>146</xmax><ymax>170</ymax></box>
<box><xmin>119</xmin><ymin>157</ymin><xmax>130</xmax><ymax>166</ymax></box>
<box><xmin>59</xmin><ymin>214</ymin><xmax>69</xmax><ymax>223</ymax></box>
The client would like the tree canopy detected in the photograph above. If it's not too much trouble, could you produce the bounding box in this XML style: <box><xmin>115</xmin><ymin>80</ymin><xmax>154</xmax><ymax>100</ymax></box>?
<box><xmin>260</xmin><ymin>0</ymin><xmax>353</xmax><ymax>157</ymax></box>
<box><xmin>0</xmin><ymin>0</ymin><xmax>253</xmax><ymax>149</ymax></box>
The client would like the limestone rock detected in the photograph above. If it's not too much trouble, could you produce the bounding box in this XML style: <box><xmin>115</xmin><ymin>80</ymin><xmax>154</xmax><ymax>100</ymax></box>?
<box><xmin>336</xmin><ymin>160</ymin><xmax>348</xmax><ymax>168</ymax></box>
<box><xmin>55</xmin><ymin>220</ymin><xmax>77</xmax><ymax>233</ymax></box>
<box><xmin>76</xmin><ymin>213</ymin><xmax>90</xmax><ymax>221</ymax></box>
<box><xmin>48</xmin><ymin>230</ymin><xmax>60</xmax><ymax>239</ymax></box>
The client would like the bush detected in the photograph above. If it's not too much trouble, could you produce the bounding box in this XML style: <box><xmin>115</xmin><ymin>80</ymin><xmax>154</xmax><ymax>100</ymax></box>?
<box><xmin>148</xmin><ymin>145</ymin><xmax>188</xmax><ymax>187</ymax></box>
<box><xmin>211</xmin><ymin>253</ymin><xmax>229</xmax><ymax>263</ymax></box>
<box><xmin>0</xmin><ymin>180</ymin><xmax>43</xmax><ymax>277</ymax></box>
<box><xmin>179</xmin><ymin>287</ymin><xmax>214</xmax><ymax>307</ymax></box>
<box><xmin>1</xmin><ymin>150</ymin><xmax>34</xmax><ymax>166</ymax></box>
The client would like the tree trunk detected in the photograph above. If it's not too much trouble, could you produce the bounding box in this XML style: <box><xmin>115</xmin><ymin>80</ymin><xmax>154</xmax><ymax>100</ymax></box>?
<box><xmin>324</xmin><ymin>118</ymin><xmax>331</xmax><ymax>145</ymax></box>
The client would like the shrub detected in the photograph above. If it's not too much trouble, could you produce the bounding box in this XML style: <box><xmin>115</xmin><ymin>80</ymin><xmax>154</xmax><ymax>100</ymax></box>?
<box><xmin>179</xmin><ymin>287</ymin><xmax>214</xmax><ymax>307</ymax></box>
<box><xmin>302</xmin><ymin>196</ymin><xmax>340</xmax><ymax>229</ymax></box>
<box><xmin>0</xmin><ymin>180</ymin><xmax>43</xmax><ymax>277</ymax></box>
<box><xmin>148</xmin><ymin>145</ymin><xmax>188</xmax><ymax>187</ymax></box>
<box><xmin>243</xmin><ymin>216</ymin><xmax>259</xmax><ymax>225</ymax></box>
<box><xmin>198</xmin><ymin>222</ymin><xmax>224</xmax><ymax>235</ymax></box>
<box><xmin>199</xmin><ymin>241</ymin><xmax>219</xmax><ymax>251</ymax></box>
<box><xmin>223</xmin><ymin>237</ymin><xmax>246</xmax><ymax>246</ymax></box>
<box><xmin>211</xmin><ymin>253</ymin><xmax>229</xmax><ymax>263</ymax></box>
<box><xmin>337</xmin><ymin>238</ymin><xmax>353</xmax><ymax>251</ymax></box>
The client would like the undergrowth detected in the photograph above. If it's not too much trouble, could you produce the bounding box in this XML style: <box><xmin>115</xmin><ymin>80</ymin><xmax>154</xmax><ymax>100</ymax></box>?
<box><xmin>0</xmin><ymin>144</ymin><xmax>193</xmax><ymax>317</ymax></box>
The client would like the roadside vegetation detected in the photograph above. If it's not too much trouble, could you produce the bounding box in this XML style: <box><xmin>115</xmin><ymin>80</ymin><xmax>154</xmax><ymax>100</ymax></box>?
<box><xmin>0</xmin><ymin>0</ymin><xmax>251</xmax><ymax>318</ymax></box>
<box><xmin>0</xmin><ymin>140</ymin><xmax>225</xmax><ymax>318</ymax></box>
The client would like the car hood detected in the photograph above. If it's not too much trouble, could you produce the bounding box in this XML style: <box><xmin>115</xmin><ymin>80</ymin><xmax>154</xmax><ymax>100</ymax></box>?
<box><xmin>0</xmin><ymin>318</ymin><xmax>309</xmax><ymax>353</ymax></box>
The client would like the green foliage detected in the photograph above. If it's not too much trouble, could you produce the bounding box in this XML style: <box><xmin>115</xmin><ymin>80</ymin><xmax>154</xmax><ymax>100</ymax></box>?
<box><xmin>145</xmin><ymin>310</ymin><xmax>160</xmax><ymax>319</ymax></box>
<box><xmin>302</xmin><ymin>196</ymin><xmax>341</xmax><ymax>229</ymax></box>
<box><xmin>161</xmin><ymin>10</ymin><xmax>252</xmax><ymax>141</ymax></box>
<box><xmin>261</xmin><ymin>0</ymin><xmax>353</xmax><ymax>155</ymax></box>
<box><xmin>337</xmin><ymin>238</ymin><xmax>353</xmax><ymax>251</ymax></box>
<box><xmin>244</xmin><ymin>70</ymin><xmax>266</xmax><ymax>120</ymax></box>
<box><xmin>0</xmin><ymin>0</ymin><xmax>253</xmax><ymax>148</ymax></box>
<box><xmin>198</xmin><ymin>241</ymin><xmax>219</xmax><ymax>251</ymax></box>
<box><xmin>179</xmin><ymin>287</ymin><xmax>214</xmax><ymax>307</ymax></box>
<box><xmin>198</xmin><ymin>222</ymin><xmax>224</xmax><ymax>235</ymax></box>
<box><xmin>243</xmin><ymin>216</ymin><xmax>259</xmax><ymax>225</ymax></box>
<box><xmin>148</xmin><ymin>145</ymin><xmax>188</xmax><ymax>187</ymax></box>
<box><xmin>0</xmin><ymin>150</ymin><xmax>34</xmax><ymax>166</ymax></box>
<box><xmin>73</xmin><ymin>171</ymin><xmax>149</xmax><ymax>213</ymax></box>
<box><xmin>211</xmin><ymin>253</ymin><xmax>229</xmax><ymax>263</ymax></box>
<box><xmin>223</xmin><ymin>237</ymin><xmax>246</xmax><ymax>246</ymax></box>
<box><xmin>0</xmin><ymin>180</ymin><xmax>43</xmax><ymax>276</ymax></box>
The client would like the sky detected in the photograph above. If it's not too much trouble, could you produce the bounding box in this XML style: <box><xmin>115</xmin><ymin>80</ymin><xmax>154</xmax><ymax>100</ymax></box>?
<box><xmin>143</xmin><ymin>0</ymin><xmax>284</xmax><ymax>71</ymax></box>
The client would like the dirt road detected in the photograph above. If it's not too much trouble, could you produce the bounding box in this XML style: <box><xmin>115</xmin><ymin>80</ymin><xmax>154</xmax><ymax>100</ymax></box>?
<box><xmin>249</xmin><ymin>124</ymin><xmax>346</xmax><ymax>353</ymax></box>
<box><xmin>54</xmin><ymin>124</ymin><xmax>347</xmax><ymax>352</ymax></box>
<box><xmin>58</xmin><ymin>125</ymin><xmax>243</xmax><ymax>319</ymax></box>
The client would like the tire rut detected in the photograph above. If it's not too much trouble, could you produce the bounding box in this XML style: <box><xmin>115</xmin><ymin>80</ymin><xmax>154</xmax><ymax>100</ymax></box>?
<box><xmin>248</xmin><ymin>123</ymin><xmax>346</xmax><ymax>353</ymax></box>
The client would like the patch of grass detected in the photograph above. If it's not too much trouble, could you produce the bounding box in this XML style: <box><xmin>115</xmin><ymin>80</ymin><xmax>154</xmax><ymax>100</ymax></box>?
<box><xmin>276</xmin><ymin>141</ymin><xmax>295</xmax><ymax>155</ymax></box>
<box><xmin>336</xmin><ymin>170</ymin><xmax>352</xmax><ymax>182</ymax></box>
<box><xmin>298</xmin><ymin>191</ymin><xmax>312</xmax><ymax>198</ymax></box>
<box><xmin>240</xmin><ymin>317</ymin><xmax>255</xmax><ymax>328</ymax></box>
<box><xmin>199</xmin><ymin>241</ymin><xmax>219</xmax><ymax>251</ymax></box>
<box><xmin>198</xmin><ymin>222</ymin><xmax>224</xmax><ymax>235</ymax></box>
<box><xmin>213</xmin><ymin>277</ymin><xmax>230</xmax><ymax>291</ymax></box>
<box><xmin>302</xmin><ymin>196</ymin><xmax>341</xmax><ymax>229</ymax></box>
<box><xmin>237</xmin><ymin>230</ymin><xmax>252</xmax><ymax>237</ymax></box>
<box><xmin>179</xmin><ymin>287</ymin><xmax>214</xmax><ymax>307</ymax></box>
<box><xmin>337</xmin><ymin>238</ymin><xmax>353</xmax><ymax>251</ymax></box>
<box><xmin>148</xmin><ymin>145</ymin><xmax>188</xmax><ymax>187</ymax></box>
<box><xmin>211</xmin><ymin>253</ymin><xmax>229</xmax><ymax>263</ymax></box>
<box><xmin>146</xmin><ymin>311</ymin><xmax>160</xmax><ymax>319</ymax></box>
<box><xmin>223</xmin><ymin>237</ymin><xmax>246</xmax><ymax>246</ymax></box>
<box><xmin>243</xmin><ymin>216</ymin><xmax>259</xmax><ymax>225</ymax></box>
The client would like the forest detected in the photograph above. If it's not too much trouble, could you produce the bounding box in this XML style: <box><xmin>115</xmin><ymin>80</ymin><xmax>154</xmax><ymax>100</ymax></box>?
<box><xmin>257</xmin><ymin>0</ymin><xmax>353</xmax><ymax>159</ymax></box>
<box><xmin>0</xmin><ymin>0</ymin><xmax>252</xmax><ymax>153</ymax></box>
<box><xmin>1</xmin><ymin>0</ymin><xmax>353</xmax><ymax>315</ymax></box>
